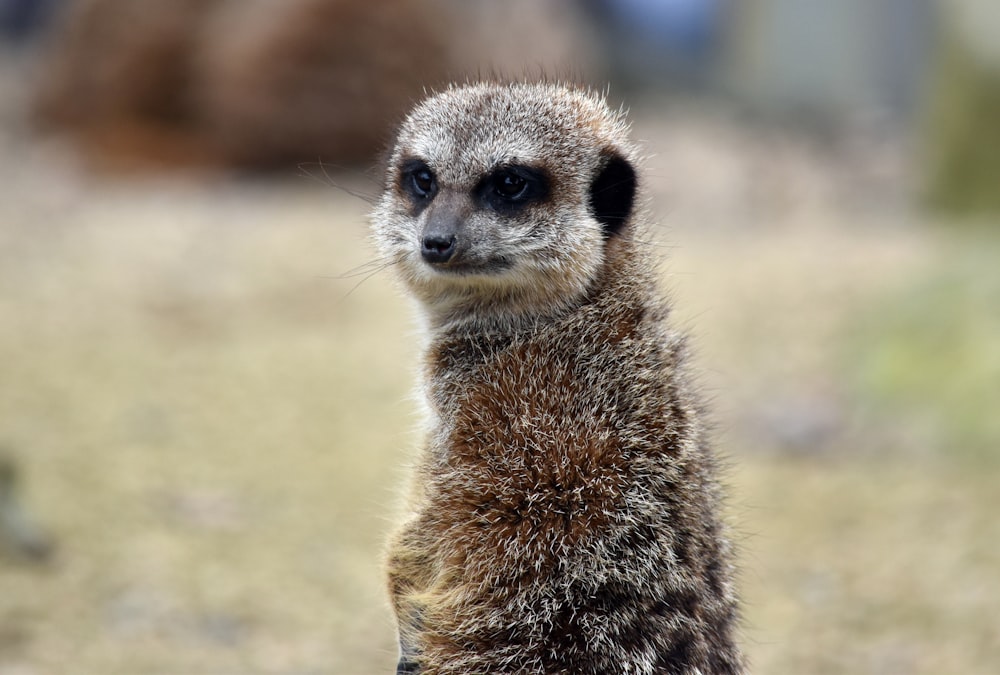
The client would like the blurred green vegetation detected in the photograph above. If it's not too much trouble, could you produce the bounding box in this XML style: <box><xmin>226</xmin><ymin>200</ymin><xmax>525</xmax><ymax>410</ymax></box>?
<box><xmin>922</xmin><ymin>16</ymin><xmax>1000</xmax><ymax>215</ymax></box>
<box><xmin>847</xmin><ymin>234</ymin><xmax>1000</xmax><ymax>465</ymax></box>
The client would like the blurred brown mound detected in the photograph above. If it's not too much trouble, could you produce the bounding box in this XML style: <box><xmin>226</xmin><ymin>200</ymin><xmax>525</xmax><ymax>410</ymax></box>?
<box><xmin>194</xmin><ymin>0</ymin><xmax>450</xmax><ymax>169</ymax></box>
<box><xmin>30</xmin><ymin>0</ymin><xmax>595</xmax><ymax>171</ymax></box>
<box><xmin>31</xmin><ymin>0</ymin><xmax>451</xmax><ymax>170</ymax></box>
<box><xmin>31</xmin><ymin>0</ymin><xmax>220</xmax><ymax>168</ymax></box>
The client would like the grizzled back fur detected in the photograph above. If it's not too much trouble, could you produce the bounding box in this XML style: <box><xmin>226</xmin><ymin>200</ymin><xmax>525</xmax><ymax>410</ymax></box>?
<box><xmin>372</xmin><ymin>82</ymin><xmax>743</xmax><ymax>674</ymax></box>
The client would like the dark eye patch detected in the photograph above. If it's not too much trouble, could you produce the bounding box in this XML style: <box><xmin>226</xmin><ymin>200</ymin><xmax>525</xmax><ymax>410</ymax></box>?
<box><xmin>398</xmin><ymin>158</ymin><xmax>438</xmax><ymax>208</ymax></box>
<box><xmin>476</xmin><ymin>164</ymin><xmax>550</xmax><ymax>214</ymax></box>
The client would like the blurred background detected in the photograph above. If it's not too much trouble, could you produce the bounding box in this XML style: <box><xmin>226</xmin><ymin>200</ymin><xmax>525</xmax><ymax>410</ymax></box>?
<box><xmin>1</xmin><ymin>0</ymin><xmax>998</xmax><ymax>672</ymax></box>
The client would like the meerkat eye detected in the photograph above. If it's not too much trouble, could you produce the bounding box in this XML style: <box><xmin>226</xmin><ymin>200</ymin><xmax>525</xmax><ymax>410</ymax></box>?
<box><xmin>411</xmin><ymin>168</ymin><xmax>436</xmax><ymax>197</ymax></box>
<box><xmin>479</xmin><ymin>165</ymin><xmax>548</xmax><ymax>212</ymax></box>
<box><xmin>400</xmin><ymin>160</ymin><xmax>437</xmax><ymax>201</ymax></box>
<box><xmin>493</xmin><ymin>171</ymin><xmax>527</xmax><ymax>199</ymax></box>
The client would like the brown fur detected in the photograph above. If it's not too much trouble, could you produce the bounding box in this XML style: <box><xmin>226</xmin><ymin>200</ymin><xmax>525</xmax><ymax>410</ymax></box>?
<box><xmin>374</xmin><ymin>82</ymin><xmax>743</xmax><ymax>674</ymax></box>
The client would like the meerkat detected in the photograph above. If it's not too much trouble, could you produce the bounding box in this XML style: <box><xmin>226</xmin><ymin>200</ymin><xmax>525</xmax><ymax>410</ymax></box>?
<box><xmin>372</xmin><ymin>81</ymin><xmax>744</xmax><ymax>674</ymax></box>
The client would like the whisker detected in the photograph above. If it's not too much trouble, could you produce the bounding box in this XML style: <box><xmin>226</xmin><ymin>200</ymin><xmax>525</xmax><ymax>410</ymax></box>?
<box><xmin>619</xmin><ymin>233</ymin><xmax>675</xmax><ymax>250</ymax></box>
<box><xmin>341</xmin><ymin>257</ymin><xmax>402</xmax><ymax>298</ymax></box>
<box><xmin>322</xmin><ymin>253</ymin><xmax>405</xmax><ymax>280</ymax></box>
<box><xmin>298</xmin><ymin>159</ymin><xmax>379</xmax><ymax>205</ymax></box>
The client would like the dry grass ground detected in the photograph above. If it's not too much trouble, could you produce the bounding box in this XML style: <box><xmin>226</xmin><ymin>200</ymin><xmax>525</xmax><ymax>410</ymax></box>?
<box><xmin>1</xmin><ymin>68</ymin><xmax>999</xmax><ymax>675</ymax></box>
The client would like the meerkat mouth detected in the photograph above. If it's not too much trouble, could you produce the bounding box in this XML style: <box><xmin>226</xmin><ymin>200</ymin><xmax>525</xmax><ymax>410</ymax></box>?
<box><xmin>423</xmin><ymin>258</ymin><xmax>513</xmax><ymax>276</ymax></box>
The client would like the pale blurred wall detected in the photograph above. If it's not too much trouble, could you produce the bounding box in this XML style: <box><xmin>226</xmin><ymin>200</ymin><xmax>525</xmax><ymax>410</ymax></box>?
<box><xmin>578</xmin><ymin>0</ymin><xmax>937</xmax><ymax>128</ymax></box>
<box><xmin>723</xmin><ymin>0</ymin><xmax>936</xmax><ymax>122</ymax></box>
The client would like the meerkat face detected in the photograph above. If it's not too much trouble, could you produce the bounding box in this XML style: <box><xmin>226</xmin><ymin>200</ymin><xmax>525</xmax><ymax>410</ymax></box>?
<box><xmin>372</xmin><ymin>82</ymin><xmax>638</xmax><ymax>323</ymax></box>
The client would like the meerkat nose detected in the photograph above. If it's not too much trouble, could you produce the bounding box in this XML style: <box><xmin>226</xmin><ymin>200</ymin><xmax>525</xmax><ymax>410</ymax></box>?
<box><xmin>421</xmin><ymin>233</ymin><xmax>457</xmax><ymax>264</ymax></box>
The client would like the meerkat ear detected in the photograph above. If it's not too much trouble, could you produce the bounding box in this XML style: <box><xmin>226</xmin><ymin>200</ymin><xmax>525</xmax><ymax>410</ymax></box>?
<box><xmin>589</xmin><ymin>152</ymin><xmax>637</xmax><ymax>238</ymax></box>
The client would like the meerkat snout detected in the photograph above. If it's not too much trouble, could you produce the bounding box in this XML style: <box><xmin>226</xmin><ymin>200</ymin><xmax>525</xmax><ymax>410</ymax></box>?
<box><xmin>419</xmin><ymin>192</ymin><xmax>470</xmax><ymax>265</ymax></box>
<box><xmin>420</xmin><ymin>232</ymin><xmax>457</xmax><ymax>264</ymax></box>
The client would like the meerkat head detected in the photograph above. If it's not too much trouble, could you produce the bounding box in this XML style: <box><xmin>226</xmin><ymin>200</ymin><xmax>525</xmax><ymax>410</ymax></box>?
<box><xmin>372</xmin><ymin>82</ymin><xmax>639</xmax><ymax>327</ymax></box>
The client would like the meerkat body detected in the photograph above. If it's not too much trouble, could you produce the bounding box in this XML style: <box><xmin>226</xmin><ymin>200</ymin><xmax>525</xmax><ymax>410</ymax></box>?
<box><xmin>372</xmin><ymin>82</ymin><xmax>743</xmax><ymax>674</ymax></box>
